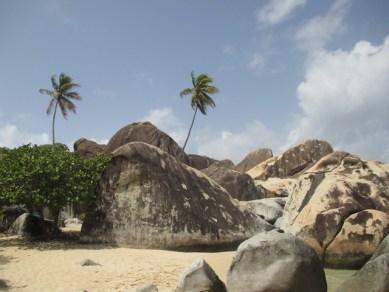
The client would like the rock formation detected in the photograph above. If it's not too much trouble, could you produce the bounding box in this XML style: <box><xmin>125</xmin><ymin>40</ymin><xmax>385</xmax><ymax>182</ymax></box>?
<box><xmin>281</xmin><ymin>151</ymin><xmax>389</xmax><ymax>268</ymax></box>
<box><xmin>247</xmin><ymin>139</ymin><xmax>333</xmax><ymax>180</ymax></box>
<box><xmin>176</xmin><ymin>259</ymin><xmax>226</xmax><ymax>292</ymax></box>
<box><xmin>235</xmin><ymin>148</ymin><xmax>273</xmax><ymax>173</ymax></box>
<box><xmin>240</xmin><ymin>198</ymin><xmax>284</xmax><ymax>224</ymax></box>
<box><xmin>227</xmin><ymin>231</ymin><xmax>327</xmax><ymax>292</ymax></box>
<box><xmin>187</xmin><ymin>154</ymin><xmax>217</xmax><ymax>170</ymax></box>
<box><xmin>202</xmin><ymin>164</ymin><xmax>263</xmax><ymax>201</ymax></box>
<box><xmin>80</xmin><ymin>142</ymin><xmax>272</xmax><ymax>249</ymax></box>
<box><xmin>74</xmin><ymin>138</ymin><xmax>106</xmax><ymax>157</ymax></box>
<box><xmin>104</xmin><ymin>122</ymin><xmax>189</xmax><ymax>163</ymax></box>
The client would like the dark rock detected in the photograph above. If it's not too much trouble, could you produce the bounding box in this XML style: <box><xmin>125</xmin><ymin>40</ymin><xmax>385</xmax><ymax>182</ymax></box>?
<box><xmin>209</xmin><ymin>159</ymin><xmax>235</xmax><ymax>169</ymax></box>
<box><xmin>74</xmin><ymin>138</ymin><xmax>106</xmax><ymax>157</ymax></box>
<box><xmin>80</xmin><ymin>259</ymin><xmax>101</xmax><ymax>266</ymax></box>
<box><xmin>176</xmin><ymin>259</ymin><xmax>226</xmax><ymax>292</ymax></box>
<box><xmin>336</xmin><ymin>254</ymin><xmax>389</xmax><ymax>292</ymax></box>
<box><xmin>0</xmin><ymin>205</ymin><xmax>27</xmax><ymax>231</ymax></box>
<box><xmin>104</xmin><ymin>121</ymin><xmax>188</xmax><ymax>163</ymax></box>
<box><xmin>80</xmin><ymin>142</ymin><xmax>272</xmax><ymax>249</ymax></box>
<box><xmin>0</xmin><ymin>279</ymin><xmax>8</xmax><ymax>289</ymax></box>
<box><xmin>187</xmin><ymin>154</ymin><xmax>217</xmax><ymax>170</ymax></box>
<box><xmin>8</xmin><ymin>213</ymin><xmax>44</xmax><ymax>237</ymax></box>
<box><xmin>235</xmin><ymin>148</ymin><xmax>273</xmax><ymax>173</ymax></box>
<box><xmin>202</xmin><ymin>164</ymin><xmax>263</xmax><ymax>201</ymax></box>
<box><xmin>247</xmin><ymin>139</ymin><xmax>333</xmax><ymax>180</ymax></box>
<box><xmin>227</xmin><ymin>231</ymin><xmax>327</xmax><ymax>292</ymax></box>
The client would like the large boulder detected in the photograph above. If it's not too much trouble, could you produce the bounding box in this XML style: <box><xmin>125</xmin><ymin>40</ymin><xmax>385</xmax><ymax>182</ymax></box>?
<box><xmin>202</xmin><ymin>164</ymin><xmax>263</xmax><ymax>201</ymax></box>
<box><xmin>176</xmin><ymin>259</ymin><xmax>226</xmax><ymax>292</ymax></box>
<box><xmin>74</xmin><ymin>138</ymin><xmax>106</xmax><ymax>157</ymax></box>
<box><xmin>104</xmin><ymin>121</ymin><xmax>189</xmax><ymax>163</ymax></box>
<box><xmin>226</xmin><ymin>231</ymin><xmax>327</xmax><ymax>292</ymax></box>
<box><xmin>187</xmin><ymin>154</ymin><xmax>217</xmax><ymax>170</ymax></box>
<box><xmin>247</xmin><ymin>139</ymin><xmax>333</xmax><ymax>180</ymax></box>
<box><xmin>254</xmin><ymin>177</ymin><xmax>297</xmax><ymax>198</ymax></box>
<box><xmin>235</xmin><ymin>148</ymin><xmax>273</xmax><ymax>173</ymax></box>
<box><xmin>80</xmin><ymin>142</ymin><xmax>272</xmax><ymax>249</ymax></box>
<box><xmin>336</xmin><ymin>254</ymin><xmax>389</xmax><ymax>292</ymax></box>
<box><xmin>240</xmin><ymin>198</ymin><xmax>284</xmax><ymax>224</ymax></box>
<box><xmin>325</xmin><ymin>209</ymin><xmax>389</xmax><ymax>268</ymax></box>
<box><xmin>281</xmin><ymin>151</ymin><xmax>389</xmax><ymax>268</ymax></box>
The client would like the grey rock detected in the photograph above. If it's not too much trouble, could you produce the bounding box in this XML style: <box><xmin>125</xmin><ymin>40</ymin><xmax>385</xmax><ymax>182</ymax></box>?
<box><xmin>240</xmin><ymin>198</ymin><xmax>283</xmax><ymax>224</ymax></box>
<box><xmin>8</xmin><ymin>213</ymin><xmax>44</xmax><ymax>237</ymax></box>
<box><xmin>227</xmin><ymin>231</ymin><xmax>327</xmax><ymax>292</ymax></box>
<box><xmin>80</xmin><ymin>142</ymin><xmax>273</xmax><ymax>249</ymax></box>
<box><xmin>336</xmin><ymin>254</ymin><xmax>389</xmax><ymax>292</ymax></box>
<box><xmin>80</xmin><ymin>259</ymin><xmax>101</xmax><ymax>266</ymax></box>
<box><xmin>202</xmin><ymin>164</ymin><xmax>264</xmax><ymax>201</ymax></box>
<box><xmin>0</xmin><ymin>205</ymin><xmax>27</xmax><ymax>231</ymax></box>
<box><xmin>176</xmin><ymin>259</ymin><xmax>226</xmax><ymax>292</ymax></box>
<box><xmin>136</xmin><ymin>284</ymin><xmax>158</xmax><ymax>292</ymax></box>
<box><xmin>235</xmin><ymin>148</ymin><xmax>273</xmax><ymax>173</ymax></box>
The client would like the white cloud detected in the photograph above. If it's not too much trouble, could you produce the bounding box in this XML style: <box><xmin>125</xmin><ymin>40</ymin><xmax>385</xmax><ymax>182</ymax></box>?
<box><xmin>196</xmin><ymin>121</ymin><xmax>282</xmax><ymax>163</ymax></box>
<box><xmin>248</xmin><ymin>53</ymin><xmax>264</xmax><ymax>69</ymax></box>
<box><xmin>295</xmin><ymin>0</ymin><xmax>351</xmax><ymax>52</ymax></box>
<box><xmin>141</xmin><ymin>108</ymin><xmax>187</xmax><ymax>145</ymax></box>
<box><xmin>257</xmin><ymin>0</ymin><xmax>307</xmax><ymax>26</ymax></box>
<box><xmin>288</xmin><ymin>36</ymin><xmax>389</xmax><ymax>161</ymax></box>
<box><xmin>0</xmin><ymin>124</ymin><xmax>50</xmax><ymax>148</ymax></box>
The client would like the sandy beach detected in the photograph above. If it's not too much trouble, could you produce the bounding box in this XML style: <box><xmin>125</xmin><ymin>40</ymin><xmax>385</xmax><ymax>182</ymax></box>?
<box><xmin>0</xmin><ymin>224</ymin><xmax>355</xmax><ymax>292</ymax></box>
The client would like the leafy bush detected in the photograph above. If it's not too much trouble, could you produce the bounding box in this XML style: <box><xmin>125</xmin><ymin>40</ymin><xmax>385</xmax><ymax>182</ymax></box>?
<box><xmin>0</xmin><ymin>144</ymin><xmax>110</xmax><ymax>225</ymax></box>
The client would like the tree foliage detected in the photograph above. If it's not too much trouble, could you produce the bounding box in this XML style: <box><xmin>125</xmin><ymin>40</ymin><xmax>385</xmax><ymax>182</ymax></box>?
<box><xmin>0</xmin><ymin>145</ymin><xmax>110</xmax><ymax>221</ymax></box>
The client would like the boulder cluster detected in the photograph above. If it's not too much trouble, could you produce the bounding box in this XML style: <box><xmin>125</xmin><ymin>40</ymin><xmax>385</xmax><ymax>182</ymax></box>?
<box><xmin>4</xmin><ymin>120</ymin><xmax>389</xmax><ymax>291</ymax></box>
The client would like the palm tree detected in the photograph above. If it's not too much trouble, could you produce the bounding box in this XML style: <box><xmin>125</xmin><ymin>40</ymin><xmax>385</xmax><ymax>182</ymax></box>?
<box><xmin>180</xmin><ymin>71</ymin><xmax>219</xmax><ymax>153</ymax></box>
<box><xmin>39</xmin><ymin>73</ymin><xmax>81</xmax><ymax>146</ymax></box>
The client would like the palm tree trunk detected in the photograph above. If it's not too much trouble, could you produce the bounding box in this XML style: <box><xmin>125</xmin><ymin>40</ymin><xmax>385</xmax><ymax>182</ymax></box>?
<box><xmin>182</xmin><ymin>105</ymin><xmax>198</xmax><ymax>153</ymax></box>
<box><xmin>52</xmin><ymin>101</ymin><xmax>58</xmax><ymax>147</ymax></box>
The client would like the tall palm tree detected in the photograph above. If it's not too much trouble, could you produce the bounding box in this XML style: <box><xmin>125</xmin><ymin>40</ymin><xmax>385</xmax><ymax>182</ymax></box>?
<box><xmin>39</xmin><ymin>73</ymin><xmax>81</xmax><ymax>146</ymax></box>
<box><xmin>180</xmin><ymin>71</ymin><xmax>219</xmax><ymax>153</ymax></box>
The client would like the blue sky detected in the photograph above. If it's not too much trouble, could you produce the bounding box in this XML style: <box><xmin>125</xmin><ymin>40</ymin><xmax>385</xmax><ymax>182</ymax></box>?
<box><xmin>1</xmin><ymin>0</ymin><xmax>389</xmax><ymax>162</ymax></box>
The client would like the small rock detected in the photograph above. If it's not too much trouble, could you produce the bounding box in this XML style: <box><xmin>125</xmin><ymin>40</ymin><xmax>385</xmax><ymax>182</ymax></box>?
<box><xmin>176</xmin><ymin>259</ymin><xmax>226</xmax><ymax>292</ymax></box>
<box><xmin>80</xmin><ymin>259</ymin><xmax>100</xmax><ymax>266</ymax></box>
<box><xmin>136</xmin><ymin>283</ymin><xmax>158</xmax><ymax>292</ymax></box>
<box><xmin>0</xmin><ymin>279</ymin><xmax>8</xmax><ymax>289</ymax></box>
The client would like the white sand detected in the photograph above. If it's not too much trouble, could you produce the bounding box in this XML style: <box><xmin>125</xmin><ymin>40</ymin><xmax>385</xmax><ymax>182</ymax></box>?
<box><xmin>0</xmin><ymin>225</ymin><xmax>234</xmax><ymax>292</ymax></box>
<box><xmin>0</xmin><ymin>224</ymin><xmax>353</xmax><ymax>292</ymax></box>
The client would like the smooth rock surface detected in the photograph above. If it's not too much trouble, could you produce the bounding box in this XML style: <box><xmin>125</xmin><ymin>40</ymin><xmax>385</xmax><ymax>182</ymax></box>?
<box><xmin>74</xmin><ymin>138</ymin><xmax>106</xmax><ymax>157</ymax></box>
<box><xmin>227</xmin><ymin>231</ymin><xmax>327</xmax><ymax>292</ymax></box>
<box><xmin>202</xmin><ymin>164</ymin><xmax>263</xmax><ymax>201</ymax></box>
<box><xmin>281</xmin><ymin>151</ymin><xmax>389</xmax><ymax>267</ymax></box>
<box><xmin>176</xmin><ymin>259</ymin><xmax>226</xmax><ymax>292</ymax></box>
<box><xmin>80</xmin><ymin>142</ymin><xmax>272</xmax><ymax>249</ymax></box>
<box><xmin>187</xmin><ymin>154</ymin><xmax>217</xmax><ymax>170</ymax></box>
<box><xmin>335</xmin><ymin>254</ymin><xmax>389</xmax><ymax>292</ymax></box>
<box><xmin>235</xmin><ymin>148</ymin><xmax>273</xmax><ymax>173</ymax></box>
<box><xmin>325</xmin><ymin>209</ymin><xmax>389</xmax><ymax>268</ymax></box>
<box><xmin>240</xmin><ymin>198</ymin><xmax>283</xmax><ymax>224</ymax></box>
<box><xmin>104</xmin><ymin>121</ymin><xmax>189</xmax><ymax>163</ymax></box>
<box><xmin>8</xmin><ymin>213</ymin><xmax>44</xmax><ymax>237</ymax></box>
<box><xmin>247</xmin><ymin>139</ymin><xmax>333</xmax><ymax>180</ymax></box>
<box><xmin>254</xmin><ymin>178</ymin><xmax>297</xmax><ymax>198</ymax></box>
<box><xmin>0</xmin><ymin>205</ymin><xmax>27</xmax><ymax>231</ymax></box>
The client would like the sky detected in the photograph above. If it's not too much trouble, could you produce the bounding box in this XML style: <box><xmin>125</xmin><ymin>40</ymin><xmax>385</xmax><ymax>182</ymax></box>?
<box><xmin>0</xmin><ymin>0</ymin><xmax>389</xmax><ymax>163</ymax></box>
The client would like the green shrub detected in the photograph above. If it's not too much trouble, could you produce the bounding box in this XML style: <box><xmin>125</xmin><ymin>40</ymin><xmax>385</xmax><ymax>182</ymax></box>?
<box><xmin>0</xmin><ymin>144</ymin><xmax>110</xmax><ymax>226</ymax></box>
